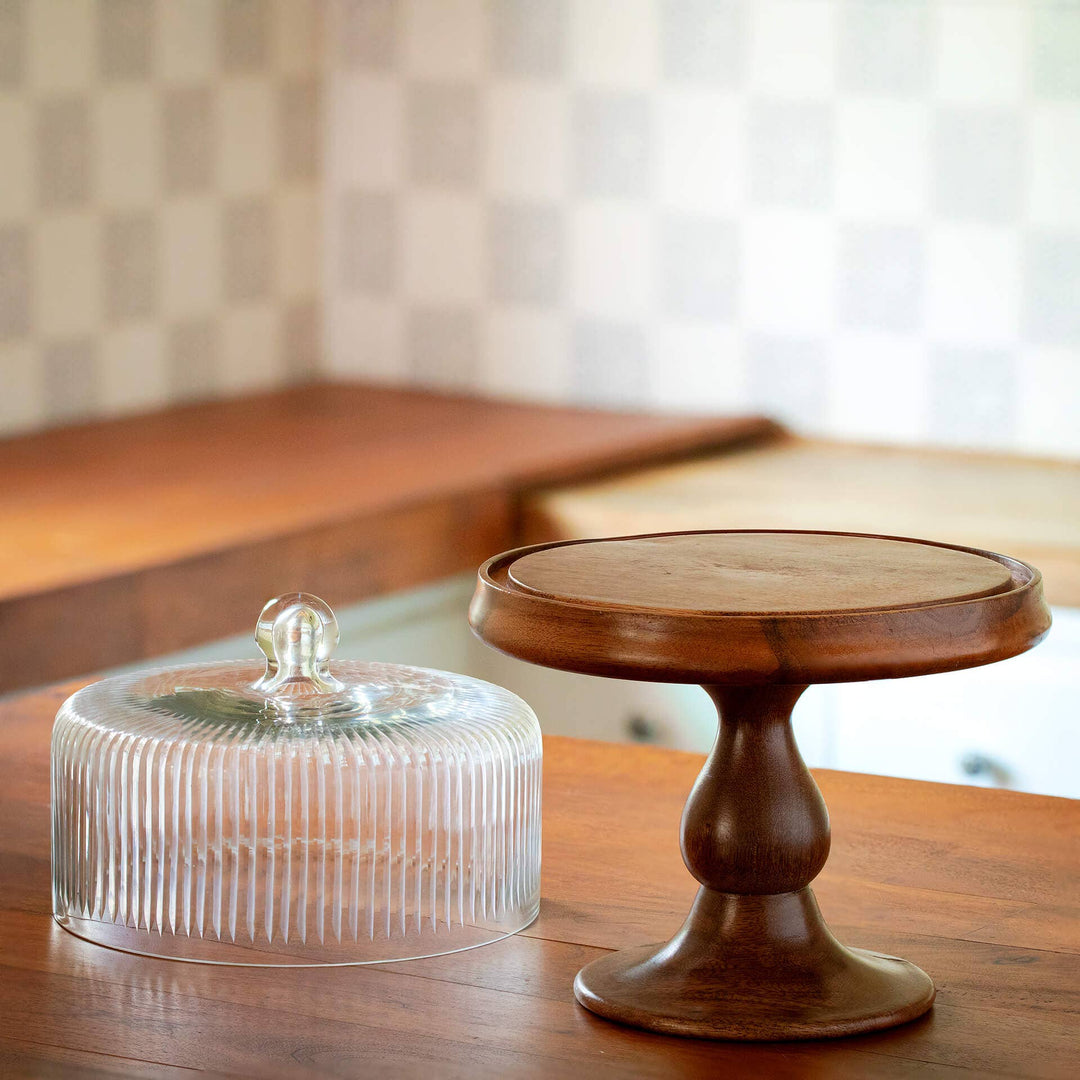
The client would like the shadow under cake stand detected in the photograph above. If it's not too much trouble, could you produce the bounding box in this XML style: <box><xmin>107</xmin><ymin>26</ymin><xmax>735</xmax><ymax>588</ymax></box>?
<box><xmin>469</xmin><ymin>530</ymin><xmax>1051</xmax><ymax>1041</ymax></box>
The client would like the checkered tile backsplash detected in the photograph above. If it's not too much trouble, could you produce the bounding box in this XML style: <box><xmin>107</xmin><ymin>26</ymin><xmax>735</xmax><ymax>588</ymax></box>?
<box><xmin>2</xmin><ymin>2</ymin><xmax>1078</xmax><ymax>461</ymax></box>
<box><xmin>0</xmin><ymin>0</ymin><xmax>323</xmax><ymax>434</ymax></box>
<box><xmin>325</xmin><ymin>0</ymin><xmax>1080</xmax><ymax>458</ymax></box>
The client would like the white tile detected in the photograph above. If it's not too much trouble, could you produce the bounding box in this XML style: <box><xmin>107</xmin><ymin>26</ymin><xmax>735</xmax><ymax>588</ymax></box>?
<box><xmin>277</xmin><ymin>188</ymin><xmax>321</xmax><ymax>299</ymax></box>
<box><xmin>487</xmin><ymin>82</ymin><xmax>568</xmax><ymax>200</ymax></box>
<box><xmin>829</xmin><ymin>332</ymin><xmax>928</xmax><ymax>443</ymax></box>
<box><xmin>935</xmin><ymin>4</ymin><xmax>1025</xmax><ymax>104</ymax></box>
<box><xmin>746</xmin><ymin>333</ymin><xmax>830</xmax><ymax>430</ymax></box>
<box><xmin>572</xmin><ymin>0</ymin><xmax>658</xmax><ymax>88</ymax></box>
<box><xmin>748</xmin><ymin>0</ymin><xmax>835</xmax><ymax>98</ymax></box>
<box><xmin>484</xmin><ymin>308</ymin><xmax>571</xmax><ymax>401</ymax></box>
<box><xmin>656</xmin><ymin>90</ymin><xmax>742</xmax><ymax>214</ymax></box>
<box><xmin>402</xmin><ymin>192</ymin><xmax>483</xmax><ymax>303</ymax></box>
<box><xmin>835</xmin><ymin>101</ymin><xmax>928</xmax><ymax>221</ymax></box>
<box><xmin>925</xmin><ymin>224</ymin><xmax>1019</xmax><ymax>346</ymax></box>
<box><xmin>1027</xmin><ymin>104</ymin><xmax>1080</xmax><ymax>228</ymax></box>
<box><xmin>219</xmin><ymin>78</ymin><xmax>277</xmax><ymax>195</ymax></box>
<box><xmin>328</xmin><ymin>74</ymin><xmax>402</xmax><ymax>188</ymax></box>
<box><xmin>161</xmin><ymin>197</ymin><xmax>223</xmax><ymax>318</ymax></box>
<box><xmin>100</xmin><ymin>324</ymin><xmax>169</xmax><ymax>414</ymax></box>
<box><xmin>839</xmin><ymin>0</ymin><xmax>928</xmax><ymax>96</ymax></box>
<box><xmin>28</xmin><ymin>0</ymin><xmax>94</xmax><ymax>91</ymax></box>
<box><xmin>220</xmin><ymin>304</ymin><xmax>285</xmax><ymax>391</ymax></box>
<box><xmin>572</xmin><ymin>317</ymin><xmax>651</xmax><ymax>405</ymax></box>
<box><xmin>573</xmin><ymin>90</ymin><xmax>652</xmax><ymax>198</ymax></box>
<box><xmin>158</xmin><ymin>0</ymin><xmax>219</xmax><ymax>83</ymax></box>
<box><xmin>326</xmin><ymin>294</ymin><xmax>403</xmax><ymax>379</ymax></box>
<box><xmin>651</xmin><ymin>324</ymin><xmax>745</xmax><ymax>411</ymax></box>
<box><xmin>742</xmin><ymin>211</ymin><xmax>834</xmax><ymax>335</ymax></box>
<box><xmin>403</xmin><ymin>0</ymin><xmax>486</xmax><ymax>78</ymax></box>
<box><xmin>35</xmin><ymin>213</ymin><xmax>101</xmax><ymax>336</ymax></box>
<box><xmin>0</xmin><ymin>99</ymin><xmax>31</xmax><ymax>222</ymax></box>
<box><xmin>570</xmin><ymin>202</ymin><xmax>652</xmax><ymax>318</ymax></box>
<box><xmin>933</xmin><ymin>108</ymin><xmax>1022</xmax><ymax>223</ymax></box>
<box><xmin>1016</xmin><ymin>347</ymin><xmax>1080</xmax><ymax>458</ymax></box>
<box><xmin>928</xmin><ymin>346</ymin><xmax>1016</xmax><ymax>449</ymax></box>
<box><xmin>96</xmin><ymin>87</ymin><xmax>159</xmax><ymax>209</ymax></box>
<box><xmin>0</xmin><ymin>342</ymin><xmax>42</xmax><ymax>436</ymax></box>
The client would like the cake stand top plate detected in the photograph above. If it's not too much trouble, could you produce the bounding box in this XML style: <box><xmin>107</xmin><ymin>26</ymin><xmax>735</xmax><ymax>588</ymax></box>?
<box><xmin>469</xmin><ymin>530</ymin><xmax>1050</xmax><ymax>686</ymax></box>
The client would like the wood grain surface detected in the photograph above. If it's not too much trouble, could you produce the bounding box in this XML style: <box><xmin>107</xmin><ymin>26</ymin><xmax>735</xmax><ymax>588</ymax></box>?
<box><xmin>0</xmin><ymin>383</ymin><xmax>778</xmax><ymax>691</ymax></box>
<box><xmin>508</xmin><ymin>532</ymin><xmax>1014</xmax><ymax>613</ymax></box>
<box><xmin>521</xmin><ymin>437</ymin><xmax>1080</xmax><ymax>608</ymax></box>
<box><xmin>1</xmin><ymin>683</ymin><xmax>1076</xmax><ymax>1077</ymax></box>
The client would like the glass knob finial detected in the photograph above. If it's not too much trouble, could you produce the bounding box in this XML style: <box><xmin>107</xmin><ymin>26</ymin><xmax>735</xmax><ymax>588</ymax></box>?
<box><xmin>253</xmin><ymin>593</ymin><xmax>344</xmax><ymax>695</ymax></box>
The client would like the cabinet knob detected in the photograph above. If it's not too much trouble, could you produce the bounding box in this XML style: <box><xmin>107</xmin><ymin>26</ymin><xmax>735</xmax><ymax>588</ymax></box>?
<box><xmin>960</xmin><ymin>752</ymin><xmax>1013</xmax><ymax>787</ymax></box>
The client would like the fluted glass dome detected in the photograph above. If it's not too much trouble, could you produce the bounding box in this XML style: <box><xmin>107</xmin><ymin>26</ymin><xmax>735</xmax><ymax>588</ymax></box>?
<box><xmin>51</xmin><ymin>593</ymin><xmax>542</xmax><ymax>965</ymax></box>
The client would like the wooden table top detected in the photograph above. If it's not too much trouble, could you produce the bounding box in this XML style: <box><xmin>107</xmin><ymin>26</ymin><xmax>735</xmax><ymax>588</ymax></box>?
<box><xmin>0</xmin><ymin>383</ymin><xmax>777</xmax><ymax>692</ymax></box>
<box><xmin>2</xmin><ymin>684</ymin><xmax>1076</xmax><ymax>1078</ymax></box>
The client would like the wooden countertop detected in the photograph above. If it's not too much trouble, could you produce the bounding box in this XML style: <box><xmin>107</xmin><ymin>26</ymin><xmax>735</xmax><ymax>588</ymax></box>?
<box><xmin>523</xmin><ymin>436</ymin><xmax>1080</xmax><ymax>608</ymax></box>
<box><xmin>1</xmin><ymin>683</ymin><xmax>1076</xmax><ymax>1078</ymax></box>
<box><xmin>0</xmin><ymin>383</ymin><xmax>777</xmax><ymax>692</ymax></box>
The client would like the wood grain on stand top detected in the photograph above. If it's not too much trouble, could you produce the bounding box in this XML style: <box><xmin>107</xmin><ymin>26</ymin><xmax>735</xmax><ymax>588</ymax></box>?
<box><xmin>0</xmin><ymin>683</ymin><xmax>1076</xmax><ymax>1078</ymax></box>
<box><xmin>0</xmin><ymin>383</ymin><xmax>778</xmax><ymax>690</ymax></box>
<box><xmin>509</xmin><ymin>532</ymin><xmax>1014</xmax><ymax>613</ymax></box>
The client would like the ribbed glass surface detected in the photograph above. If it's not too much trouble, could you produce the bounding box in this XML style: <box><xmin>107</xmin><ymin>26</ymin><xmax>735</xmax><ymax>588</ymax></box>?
<box><xmin>52</xmin><ymin>660</ymin><xmax>542</xmax><ymax>965</ymax></box>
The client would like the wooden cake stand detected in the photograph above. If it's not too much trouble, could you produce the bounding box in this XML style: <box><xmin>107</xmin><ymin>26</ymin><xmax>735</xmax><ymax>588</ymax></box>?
<box><xmin>469</xmin><ymin>530</ymin><xmax>1051</xmax><ymax>1041</ymax></box>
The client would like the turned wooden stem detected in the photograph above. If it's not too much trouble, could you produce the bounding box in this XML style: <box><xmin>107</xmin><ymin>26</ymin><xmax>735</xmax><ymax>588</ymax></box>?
<box><xmin>683</xmin><ymin>685</ymin><xmax>828</xmax><ymax>896</ymax></box>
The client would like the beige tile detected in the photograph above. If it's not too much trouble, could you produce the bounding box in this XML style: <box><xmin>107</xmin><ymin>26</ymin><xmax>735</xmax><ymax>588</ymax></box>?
<box><xmin>403</xmin><ymin>0</ymin><xmax>485</xmax><ymax>79</ymax></box>
<box><xmin>223</xmin><ymin>196</ymin><xmax>273</xmax><ymax>302</ymax></box>
<box><xmin>279</xmin><ymin>79</ymin><xmax>321</xmax><ymax>182</ymax></box>
<box><xmin>282</xmin><ymin>297</ymin><xmax>320</xmax><ymax>378</ymax></box>
<box><xmin>37</xmin><ymin>96</ymin><xmax>92</xmax><ymax>208</ymax></box>
<box><xmin>329</xmin><ymin>74</ymin><xmax>402</xmax><ymax>188</ymax></box>
<box><xmin>161</xmin><ymin>197</ymin><xmax>222</xmax><ymax>317</ymax></box>
<box><xmin>0</xmin><ymin>342</ymin><xmax>42</xmax><ymax>435</ymax></box>
<box><xmin>483</xmin><ymin>308</ymin><xmax>570</xmax><ymax>401</ymax></box>
<box><xmin>0</xmin><ymin>0</ymin><xmax>25</xmax><ymax>88</ymax></box>
<box><xmin>159</xmin><ymin>0</ymin><xmax>218</xmax><ymax>84</ymax></box>
<box><xmin>0</xmin><ymin>100</ymin><xmax>32</xmax><ymax>221</ymax></box>
<box><xmin>104</xmin><ymin>213</ymin><xmax>157</xmax><ymax>322</ymax></box>
<box><xmin>326</xmin><ymin>293</ymin><xmax>402</xmax><ymax>379</ymax></box>
<box><xmin>163</xmin><ymin>86</ymin><xmax>216</xmax><ymax>194</ymax></box>
<box><xmin>100</xmin><ymin>323</ymin><xmax>169</xmax><ymax>413</ymax></box>
<box><xmin>275</xmin><ymin>188</ymin><xmax>320</xmax><ymax>298</ymax></box>
<box><xmin>41</xmin><ymin>337</ymin><xmax>99</xmax><ymax>424</ymax></box>
<box><xmin>35</xmin><ymin>213</ymin><xmax>101</xmax><ymax>336</ymax></box>
<box><xmin>96</xmin><ymin>86</ymin><xmax>159</xmax><ymax>208</ymax></box>
<box><xmin>28</xmin><ymin>0</ymin><xmax>94</xmax><ymax>92</ymax></box>
<box><xmin>407</xmin><ymin>305</ymin><xmax>478</xmax><ymax>390</ymax></box>
<box><xmin>167</xmin><ymin>317</ymin><xmax>220</xmax><ymax>400</ymax></box>
<box><xmin>402</xmin><ymin>192</ymin><xmax>483</xmax><ymax>304</ymax></box>
<box><xmin>486</xmin><ymin>82</ymin><xmax>568</xmax><ymax>201</ymax></box>
<box><xmin>273</xmin><ymin>0</ymin><xmax>323</xmax><ymax>75</ymax></box>
<box><xmin>220</xmin><ymin>303</ymin><xmax>283</xmax><ymax>390</ymax></box>
<box><xmin>219</xmin><ymin>77</ymin><xmax>276</xmax><ymax>194</ymax></box>
<box><xmin>98</xmin><ymin>0</ymin><xmax>154</xmax><ymax>81</ymax></box>
<box><xmin>222</xmin><ymin>0</ymin><xmax>269</xmax><ymax>73</ymax></box>
<box><xmin>0</xmin><ymin>225</ymin><xmax>30</xmax><ymax>340</ymax></box>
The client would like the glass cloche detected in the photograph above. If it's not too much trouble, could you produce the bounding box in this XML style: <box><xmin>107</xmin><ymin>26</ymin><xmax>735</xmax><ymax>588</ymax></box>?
<box><xmin>51</xmin><ymin>593</ymin><xmax>542</xmax><ymax>965</ymax></box>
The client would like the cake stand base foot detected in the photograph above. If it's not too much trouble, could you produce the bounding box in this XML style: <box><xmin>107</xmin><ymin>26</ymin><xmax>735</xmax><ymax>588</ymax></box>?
<box><xmin>574</xmin><ymin>887</ymin><xmax>935</xmax><ymax>1041</ymax></box>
